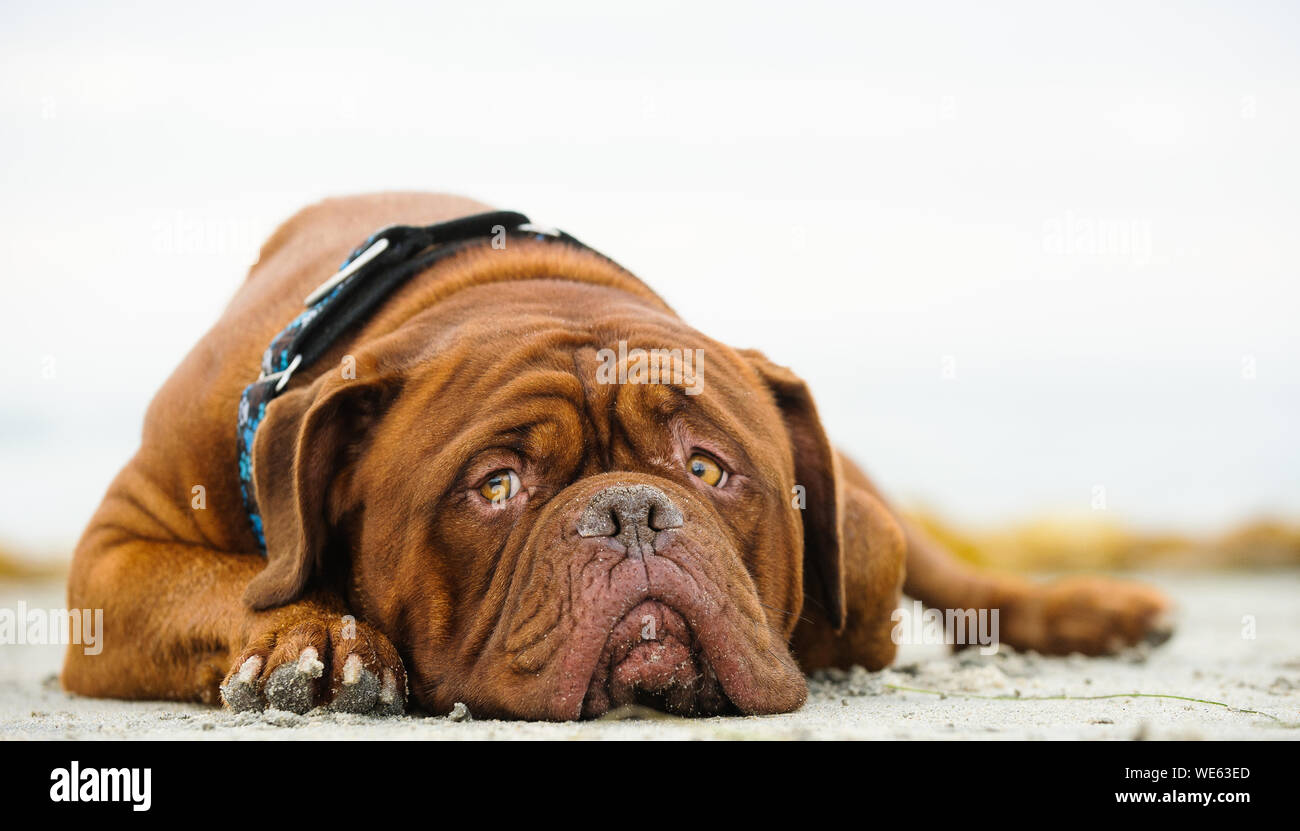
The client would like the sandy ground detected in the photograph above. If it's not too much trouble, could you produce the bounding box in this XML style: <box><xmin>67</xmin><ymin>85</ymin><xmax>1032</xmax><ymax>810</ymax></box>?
<box><xmin>2</xmin><ymin>570</ymin><xmax>1297</xmax><ymax>740</ymax></box>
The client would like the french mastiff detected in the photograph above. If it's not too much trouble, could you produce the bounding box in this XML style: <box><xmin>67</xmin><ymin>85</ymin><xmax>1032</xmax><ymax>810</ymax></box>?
<box><xmin>63</xmin><ymin>193</ymin><xmax>1172</xmax><ymax>719</ymax></box>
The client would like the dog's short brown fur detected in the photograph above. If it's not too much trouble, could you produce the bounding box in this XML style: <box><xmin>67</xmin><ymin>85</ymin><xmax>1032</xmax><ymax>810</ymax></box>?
<box><xmin>63</xmin><ymin>193</ymin><xmax>1172</xmax><ymax>719</ymax></box>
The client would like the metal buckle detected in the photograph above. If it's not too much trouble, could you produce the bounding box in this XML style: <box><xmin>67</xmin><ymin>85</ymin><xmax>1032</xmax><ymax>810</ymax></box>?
<box><xmin>303</xmin><ymin>236</ymin><xmax>391</xmax><ymax>307</ymax></box>
<box><xmin>517</xmin><ymin>222</ymin><xmax>562</xmax><ymax>237</ymax></box>
<box><xmin>257</xmin><ymin>353</ymin><xmax>303</xmax><ymax>393</ymax></box>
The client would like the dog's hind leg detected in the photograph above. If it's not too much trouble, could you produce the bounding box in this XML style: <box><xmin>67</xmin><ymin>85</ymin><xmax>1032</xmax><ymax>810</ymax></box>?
<box><xmin>833</xmin><ymin>454</ymin><xmax>1174</xmax><ymax>657</ymax></box>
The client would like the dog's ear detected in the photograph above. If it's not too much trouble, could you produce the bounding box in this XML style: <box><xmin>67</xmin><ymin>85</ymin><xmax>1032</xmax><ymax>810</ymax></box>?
<box><xmin>740</xmin><ymin>350</ymin><xmax>846</xmax><ymax>631</ymax></box>
<box><xmin>243</xmin><ymin>371</ymin><xmax>395</xmax><ymax>611</ymax></box>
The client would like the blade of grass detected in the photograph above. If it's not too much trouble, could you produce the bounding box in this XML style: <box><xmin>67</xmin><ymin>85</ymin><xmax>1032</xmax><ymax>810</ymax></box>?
<box><xmin>883</xmin><ymin>683</ymin><xmax>1299</xmax><ymax>727</ymax></box>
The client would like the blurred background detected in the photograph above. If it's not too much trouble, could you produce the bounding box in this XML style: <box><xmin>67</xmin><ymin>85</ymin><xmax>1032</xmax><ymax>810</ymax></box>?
<box><xmin>1</xmin><ymin>0</ymin><xmax>1297</xmax><ymax>573</ymax></box>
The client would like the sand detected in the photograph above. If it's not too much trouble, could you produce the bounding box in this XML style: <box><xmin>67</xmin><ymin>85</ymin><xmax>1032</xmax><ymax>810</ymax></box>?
<box><xmin>2</xmin><ymin>571</ymin><xmax>1297</xmax><ymax>740</ymax></box>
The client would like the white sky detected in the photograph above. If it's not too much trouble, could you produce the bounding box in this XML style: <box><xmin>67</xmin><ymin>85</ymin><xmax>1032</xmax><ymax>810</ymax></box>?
<box><xmin>1</xmin><ymin>0</ymin><xmax>1297</xmax><ymax>553</ymax></box>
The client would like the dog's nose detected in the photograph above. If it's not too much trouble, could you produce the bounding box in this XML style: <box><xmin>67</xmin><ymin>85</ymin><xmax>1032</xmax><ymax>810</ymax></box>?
<box><xmin>577</xmin><ymin>484</ymin><xmax>683</xmax><ymax>557</ymax></box>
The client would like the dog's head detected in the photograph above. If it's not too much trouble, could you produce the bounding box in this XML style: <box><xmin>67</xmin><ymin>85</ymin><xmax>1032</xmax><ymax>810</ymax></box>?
<box><xmin>244</xmin><ymin>278</ymin><xmax>844</xmax><ymax>719</ymax></box>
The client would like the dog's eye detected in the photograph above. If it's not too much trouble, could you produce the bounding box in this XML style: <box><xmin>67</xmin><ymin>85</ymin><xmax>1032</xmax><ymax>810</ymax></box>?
<box><xmin>479</xmin><ymin>469</ymin><xmax>521</xmax><ymax>504</ymax></box>
<box><xmin>687</xmin><ymin>452</ymin><xmax>727</xmax><ymax>487</ymax></box>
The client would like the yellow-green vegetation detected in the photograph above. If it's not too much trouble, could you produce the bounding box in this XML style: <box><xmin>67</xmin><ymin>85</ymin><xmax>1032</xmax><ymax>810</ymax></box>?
<box><xmin>0</xmin><ymin>546</ymin><xmax>67</xmax><ymax>580</ymax></box>
<box><xmin>906</xmin><ymin>511</ymin><xmax>1300</xmax><ymax>571</ymax></box>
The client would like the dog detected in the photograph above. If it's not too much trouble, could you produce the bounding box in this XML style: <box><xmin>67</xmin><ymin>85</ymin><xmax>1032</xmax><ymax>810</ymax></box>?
<box><xmin>63</xmin><ymin>192</ymin><xmax>1172</xmax><ymax>719</ymax></box>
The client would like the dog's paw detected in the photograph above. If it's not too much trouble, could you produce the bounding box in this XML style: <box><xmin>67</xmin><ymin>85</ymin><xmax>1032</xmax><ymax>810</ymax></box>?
<box><xmin>219</xmin><ymin>615</ymin><xmax>407</xmax><ymax>716</ymax></box>
<box><xmin>1001</xmin><ymin>576</ymin><xmax>1175</xmax><ymax>656</ymax></box>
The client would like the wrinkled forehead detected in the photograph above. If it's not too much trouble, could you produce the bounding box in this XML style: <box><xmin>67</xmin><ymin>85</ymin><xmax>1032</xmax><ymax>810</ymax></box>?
<box><xmin>378</xmin><ymin>281</ymin><xmax>791</xmax><ymax>471</ymax></box>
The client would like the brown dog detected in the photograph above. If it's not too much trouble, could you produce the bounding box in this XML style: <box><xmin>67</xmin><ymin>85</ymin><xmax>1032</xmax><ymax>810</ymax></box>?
<box><xmin>62</xmin><ymin>192</ymin><xmax>1172</xmax><ymax>719</ymax></box>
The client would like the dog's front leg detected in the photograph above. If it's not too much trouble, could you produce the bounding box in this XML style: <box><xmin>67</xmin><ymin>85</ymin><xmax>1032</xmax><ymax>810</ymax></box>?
<box><xmin>62</xmin><ymin>527</ymin><xmax>406</xmax><ymax>714</ymax></box>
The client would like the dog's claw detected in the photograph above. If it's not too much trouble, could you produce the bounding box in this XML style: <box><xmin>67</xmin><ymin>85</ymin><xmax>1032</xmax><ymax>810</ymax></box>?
<box><xmin>1144</xmin><ymin>613</ymin><xmax>1175</xmax><ymax>647</ymax></box>
<box><xmin>342</xmin><ymin>653</ymin><xmax>364</xmax><ymax>686</ymax></box>
<box><xmin>264</xmin><ymin>647</ymin><xmax>324</xmax><ymax>714</ymax></box>
<box><xmin>219</xmin><ymin>656</ymin><xmax>265</xmax><ymax>712</ymax></box>
<box><xmin>331</xmin><ymin>654</ymin><xmax>380</xmax><ymax>713</ymax></box>
<box><xmin>375</xmin><ymin>669</ymin><xmax>403</xmax><ymax>717</ymax></box>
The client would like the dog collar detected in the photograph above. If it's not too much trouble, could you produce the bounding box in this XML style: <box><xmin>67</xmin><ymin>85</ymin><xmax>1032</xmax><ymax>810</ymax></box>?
<box><xmin>237</xmin><ymin>211</ymin><xmax>595</xmax><ymax>553</ymax></box>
